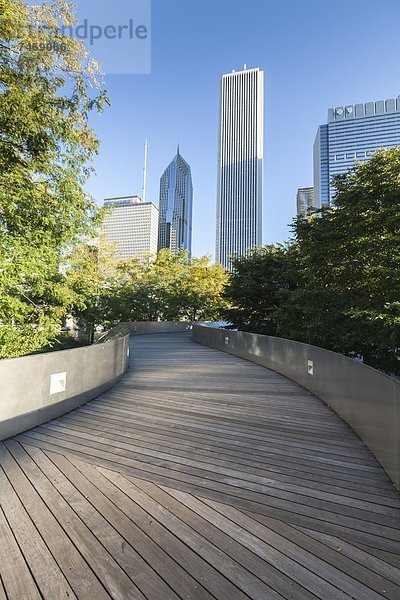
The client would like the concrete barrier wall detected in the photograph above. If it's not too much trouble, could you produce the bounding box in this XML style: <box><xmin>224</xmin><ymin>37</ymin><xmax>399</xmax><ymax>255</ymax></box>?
<box><xmin>193</xmin><ymin>324</ymin><xmax>400</xmax><ymax>490</ymax></box>
<box><xmin>125</xmin><ymin>321</ymin><xmax>193</xmax><ymax>335</ymax></box>
<box><xmin>0</xmin><ymin>327</ymin><xmax>130</xmax><ymax>441</ymax></box>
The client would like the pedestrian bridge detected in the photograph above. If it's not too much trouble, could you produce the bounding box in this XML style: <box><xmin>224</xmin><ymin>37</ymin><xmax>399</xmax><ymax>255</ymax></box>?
<box><xmin>1</xmin><ymin>332</ymin><xmax>400</xmax><ymax>599</ymax></box>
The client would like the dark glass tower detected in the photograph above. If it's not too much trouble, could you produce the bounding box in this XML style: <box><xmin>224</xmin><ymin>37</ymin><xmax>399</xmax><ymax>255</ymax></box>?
<box><xmin>158</xmin><ymin>148</ymin><xmax>193</xmax><ymax>256</ymax></box>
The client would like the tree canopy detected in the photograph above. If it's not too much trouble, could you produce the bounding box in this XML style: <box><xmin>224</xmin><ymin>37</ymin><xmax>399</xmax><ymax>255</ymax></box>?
<box><xmin>0</xmin><ymin>0</ymin><xmax>109</xmax><ymax>357</ymax></box>
<box><xmin>106</xmin><ymin>250</ymin><xmax>230</xmax><ymax>324</ymax></box>
<box><xmin>225</xmin><ymin>148</ymin><xmax>400</xmax><ymax>374</ymax></box>
<box><xmin>224</xmin><ymin>245</ymin><xmax>297</xmax><ymax>335</ymax></box>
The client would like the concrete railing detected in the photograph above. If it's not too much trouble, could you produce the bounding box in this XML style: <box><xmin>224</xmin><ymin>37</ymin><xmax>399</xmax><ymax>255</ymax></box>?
<box><xmin>0</xmin><ymin>325</ymin><xmax>130</xmax><ymax>441</ymax></box>
<box><xmin>125</xmin><ymin>321</ymin><xmax>193</xmax><ymax>335</ymax></box>
<box><xmin>193</xmin><ymin>324</ymin><xmax>400</xmax><ymax>490</ymax></box>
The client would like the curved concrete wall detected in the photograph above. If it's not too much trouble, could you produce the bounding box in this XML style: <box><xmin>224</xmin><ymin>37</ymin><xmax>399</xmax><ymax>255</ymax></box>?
<box><xmin>0</xmin><ymin>327</ymin><xmax>130</xmax><ymax>441</ymax></box>
<box><xmin>193</xmin><ymin>325</ymin><xmax>400</xmax><ymax>490</ymax></box>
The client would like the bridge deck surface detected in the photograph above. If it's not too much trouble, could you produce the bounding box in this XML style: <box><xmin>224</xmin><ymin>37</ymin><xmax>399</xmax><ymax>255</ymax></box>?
<box><xmin>1</xmin><ymin>333</ymin><xmax>400</xmax><ymax>599</ymax></box>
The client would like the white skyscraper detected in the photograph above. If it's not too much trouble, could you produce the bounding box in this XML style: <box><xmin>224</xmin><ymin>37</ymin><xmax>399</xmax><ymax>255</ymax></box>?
<box><xmin>297</xmin><ymin>187</ymin><xmax>315</xmax><ymax>219</ymax></box>
<box><xmin>216</xmin><ymin>66</ymin><xmax>264</xmax><ymax>270</ymax></box>
<box><xmin>102</xmin><ymin>196</ymin><xmax>159</xmax><ymax>260</ymax></box>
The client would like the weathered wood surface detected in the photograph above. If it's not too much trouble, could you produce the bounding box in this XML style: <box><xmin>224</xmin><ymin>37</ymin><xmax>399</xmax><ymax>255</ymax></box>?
<box><xmin>1</xmin><ymin>333</ymin><xmax>399</xmax><ymax>599</ymax></box>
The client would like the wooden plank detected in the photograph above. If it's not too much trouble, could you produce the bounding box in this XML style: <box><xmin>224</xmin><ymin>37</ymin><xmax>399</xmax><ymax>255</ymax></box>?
<box><xmin>58</xmin><ymin>412</ymin><xmax>400</xmax><ymax>505</ymax></box>
<box><xmin>72</xmin><ymin>396</ymin><xmax>370</xmax><ymax>454</ymax></box>
<box><xmin>67</xmin><ymin>455</ymin><xmax>250</xmax><ymax>600</ymax></box>
<box><xmin>350</xmin><ymin>541</ymin><xmax>400</xmax><ymax>570</ymax></box>
<box><xmin>72</xmin><ymin>410</ymin><xmax>384</xmax><ymax>482</ymax></box>
<box><xmin>26</xmin><ymin>445</ymin><xmax>210</xmax><ymax>600</ymax></box>
<box><xmin>73</xmin><ymin>402</ymin><xmax>390</xmax><ymax>483</ymax></box>
<box><xmin>159</xmin><ymin>485</ymin><xmax>388</xmax><ymax>600</ymax></box>
<box><xmin>291</xmin><ymin>525</ymin><xmax>400</xmax><ymax>589</ymax></box>
<box><xmin>131</xmin><ymin>479</ymin><xmax>316</xmax><ymax>600</ymax></box>
<box><xmin>97</xmin><ymin>466</ymin><xmax>269</xmax><ymax>600</ymax></box>
<box><xmin>84</xmin><ymin>380</ymin><xmax>378</xmax><ymax>444</ymax></box>
<box><xmin>0</xmin><ymin>443</ymin><xmax>110</xmax><ymax>600</ymax></box>
<box><xmin>0</xmin><ymin>505</ymin><xmax>41</xmax><ymax>600</ymax></box>
<box><xmin>0</xmin><ymin>460</ymin><xmax>76</xmax><ymax>599</ymax></box>
<box><xmin>84</xmin><ymin>401</ymin><xmax>378</xmax><ymax>462</ymax></box>
<box><xmin>102</xmin><ymin>389</ymin><xmax>365</xmax><ymax>442</ymax></box>
<box><xmin>65</xmin><ymin>408</ymin><xmax>395</xmax><ymax>495</ymax></box>
<box><xmin>0</xmin><ymin>577</ymin><xmax>7</xmax><ymax>600</ymax></box>
<box><xmin>54</xmin><ymin>406</ymin><xmax>372</xmax><ymax>463</ymax></box>
<box><xmin>6</xmin><ymin>441</ymin><xmax>150</xmax><ymax>600</ymax></box>
<box><xmin>62</xmin><ymin>399</ymin><xmax>371</xmax><ymax>460</ymax></box>
<box><xmin>19</xmin><ymin>431</ymin><xmax>400</xmax><ymax>554</ymax></box>
<box><xmin>9</xmin><ymin>440</ymin><xmax>173</xmax><ymax>600</ymax></box>
<box><xmin>100</xmin><ymin>394</ymin><xmax>355</xmax><ymax>440</ymax></box>
<box><xmin>41</xmin><ymin>419</ymin><xmax>400</xmax><ymax>518</ymax></box>
<box><xmin>20</xmin><ymin>427</ymin><xmax>400</xmax><ymax>536</ymax></box>
<box><xmin>175</xmin><ymin>487</ymin><xmax>394</xmax><ymax>600</ymax></box>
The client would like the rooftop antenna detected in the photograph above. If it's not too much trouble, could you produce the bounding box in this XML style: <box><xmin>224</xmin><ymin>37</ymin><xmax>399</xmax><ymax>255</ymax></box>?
<box><xmin>142</xmin><ymin>139</ymin><xmax>148</xmax><ymax>203</ymax></box>
<box><xmin>244</xmin><ymin>63</ymin><xmax>247</xmax><ymax>70</ymax></box>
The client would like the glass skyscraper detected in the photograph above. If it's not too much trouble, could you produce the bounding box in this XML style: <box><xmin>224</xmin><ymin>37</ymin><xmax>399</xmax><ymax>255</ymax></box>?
<box><xmin>216</xmin><ymin>67</ymin><xmax>264</xmax><ymax>270</ymax></box>
<box><xmin>158</xmin><ymin>148</ymin><xmax>193</xmax><ymax>256</ymax></box>
<box><xmin>314</xmin><ymin>97</ymin><xmax>400</xmax><ymax>207</ymax></box>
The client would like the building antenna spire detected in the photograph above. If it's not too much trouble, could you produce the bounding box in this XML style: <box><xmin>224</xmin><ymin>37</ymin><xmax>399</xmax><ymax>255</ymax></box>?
<box><xmin>142</xmin><ymin>139</ymin><xmax>148</xmax><ymax>203</ymax></box>
<box><xmin>177</xmin><ymin>143</ymin><xmax>180</xmax><ymax>156</ymax></box>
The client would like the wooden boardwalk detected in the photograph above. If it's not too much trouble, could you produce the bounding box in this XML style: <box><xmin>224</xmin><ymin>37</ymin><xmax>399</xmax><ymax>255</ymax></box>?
<box><xmin>1</xmin><ymin>333</ymin><xmax>400</xmax><ymax>599</ymax></box>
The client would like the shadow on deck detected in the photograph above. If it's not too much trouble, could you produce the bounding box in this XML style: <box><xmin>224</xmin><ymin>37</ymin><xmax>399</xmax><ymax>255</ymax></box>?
<box><xmin>1</xmin><ymin>333</ymin><xmax>400</xmax><ymax>599</ymax></box>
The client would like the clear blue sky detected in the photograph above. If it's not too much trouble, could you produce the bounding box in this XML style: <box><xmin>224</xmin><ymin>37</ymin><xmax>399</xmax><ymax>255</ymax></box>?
<box><xmin>85</xmin><ymin>0</ymin><xmax>400</xmax><ymax>258</ymax></box>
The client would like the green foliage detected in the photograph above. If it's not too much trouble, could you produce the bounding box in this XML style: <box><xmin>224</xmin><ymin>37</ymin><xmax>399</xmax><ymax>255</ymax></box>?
<box><xmin>65</xmin><ymin>238</ymin><xmax>119</xmax><ymax>343</ymax></box>
<box><xmin>0</xmin><ymin>0</ymin><xmax>109</xmax><ymax>358</ymax></box>
<box><xmin>224</xmin><ymin>245</ymin><xmax>297</xmax><ymax>335</ymax></box>
<box><xmin>106</xmin><ymin>250</ymin><xmax>230</xmax><ymax>324</ymax></box>
<box><xmin>178</xmin><ymin>254</ymin><xmax>231</xmax><ymax>321</ymax></box>
<box><xmin>37</xmin><ymin>332</ymin><xmax>91</xmax><ymax>354</ymax></box>
<box><xmin>225</xmin><ymin>148</ymin><xmax>400</xmax><ymax>374</ymax></box>
<box><xmin>0</xmin><ymin>239</ymin><xmax>76</xmax><ymax>357</ymax></box>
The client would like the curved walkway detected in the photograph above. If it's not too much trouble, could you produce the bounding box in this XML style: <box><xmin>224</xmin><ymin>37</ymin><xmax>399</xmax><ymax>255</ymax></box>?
<box><xmin>1</xmin><ymin>333</ymin><xmax>400</xmax><ymax>599</ymax></box>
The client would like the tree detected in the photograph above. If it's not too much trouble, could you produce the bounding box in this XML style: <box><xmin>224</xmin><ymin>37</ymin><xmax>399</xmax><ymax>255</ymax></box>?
<box><xmin>0</xmin><ymin>0</ymin><xmax>109</xmax><ymax>358</ymax></box>
<box><xmin>226</xmin><ymin>149</ymin><xmax>400</xmax><ymax>374</ymax></box>
<box><xmin>106</xmin><ymin>250</ymin><xmax>229</xmax><ymax>323</ymax></box>
<box><xmin>180</xmin><ymin>255</ymin><xmax>229</xmax><ymax>321</ymax></box>
<box><xmin>106</xmin><ymin>251</ymin><xmax>184</xmax><ymax>323</ymax></box>
<box><xmin>281</xmin><ymin>148</ymin><xmax>400</xmax><ymax>372</ymax></box>
<box><xmin>66</xmin><ymin>237</ymin><xmax>119</xmax><ymax>343</ymax></box>
<box><xmin>224</xmin><ymin>245</ymin><xmax>297</xmax><ymax>334</ymax></box>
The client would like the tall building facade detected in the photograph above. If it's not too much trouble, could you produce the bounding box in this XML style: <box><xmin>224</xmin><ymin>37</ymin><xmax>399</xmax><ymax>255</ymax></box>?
<box><xmin>216</xmin><ymin>66</ymin><xmax>264</xmax><ymax>270</ymax></box>
<box><xmin>297</xmin><ymin>187</ymin><xmax>315</xmax><ymax>218</ymax></box>
<box><xmin>314</xmin><ymin>97</ymin><xmax>400</xmax><ymax>207</ymax></box>
<box><xmin>158</xmin><ymin>148</ymin><xmax>193</xmax><ymax>256</ymax></box>
<box><xmin>103</xmin><ymin>196</ymin><xmax>159</xmax><ymax>260</ymax></box>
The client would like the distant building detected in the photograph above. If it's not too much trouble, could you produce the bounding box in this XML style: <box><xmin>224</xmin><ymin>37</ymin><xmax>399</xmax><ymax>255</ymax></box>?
<box><xmin>158</xmin><ymin>148</ymin><xmax>193</xmax><ymax>256</ymax></box>
<box><xmin>102</xmin><ymin>196</ymin><xmax>159</xmax><ymax>260</ymax></box>
<box><xmin>216</xmin><ymin>66</ymin><xmax>264</xmax><ymax>270</ymax></box>
<box><xmin>314</xmin><ymin>97</ymin><xmax>400</xmax><ymax>207</ymax></box>
<box><xmin>297</xmin><ymin>187</ymin><xmax>315</xmax><ymax>218</ymax></box>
